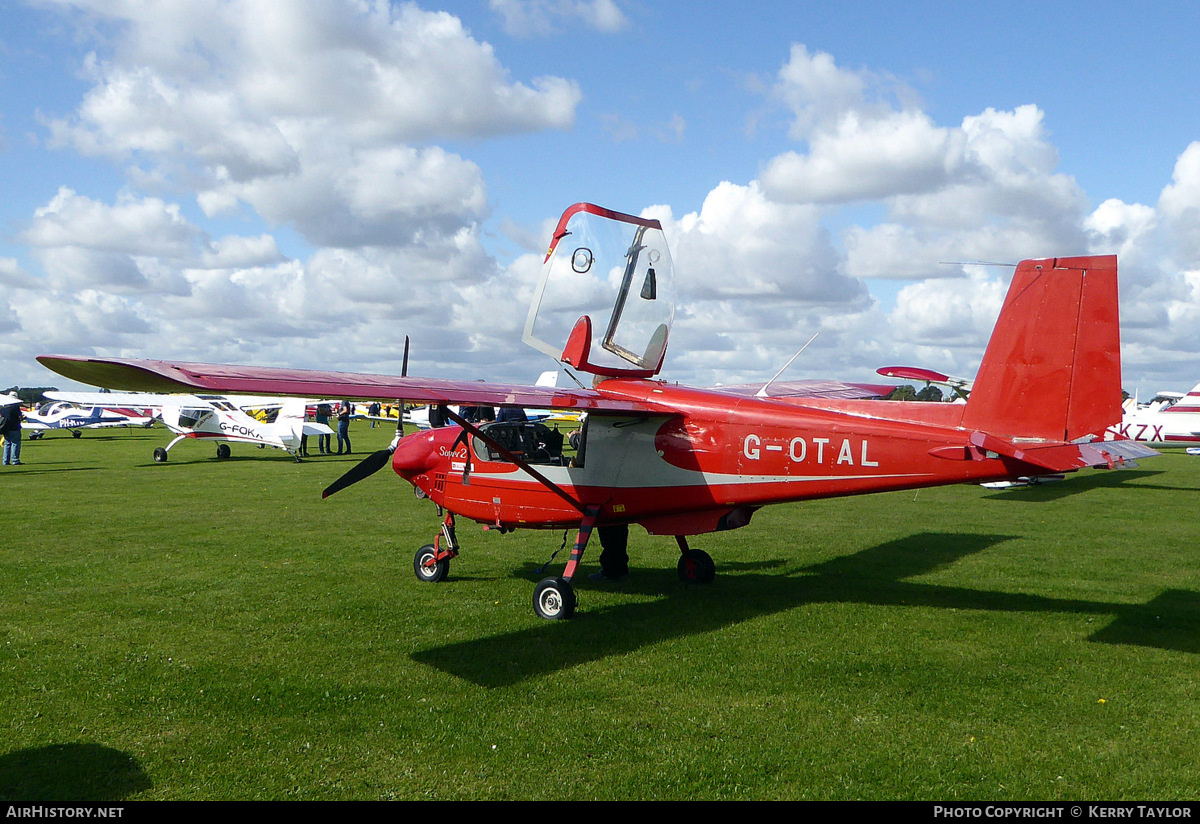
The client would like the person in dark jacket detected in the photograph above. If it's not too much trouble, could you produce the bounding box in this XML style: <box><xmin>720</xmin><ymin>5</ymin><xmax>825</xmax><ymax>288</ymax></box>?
<box><xmin>1</xmin><ymin>399</ymin><xmax>24</xmax><ymax>466</ymax></box>
<box><xmin>315</xmin><ymin>403</ymin><xmax>332</xmax><ymax>454</ymax></box>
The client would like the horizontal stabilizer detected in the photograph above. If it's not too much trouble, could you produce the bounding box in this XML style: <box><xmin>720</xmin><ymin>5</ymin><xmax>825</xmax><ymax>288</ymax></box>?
<box><xmin>970</xmin><ymin>431</ymin><xmax>1158</xmax><ymax>472</ymax></box>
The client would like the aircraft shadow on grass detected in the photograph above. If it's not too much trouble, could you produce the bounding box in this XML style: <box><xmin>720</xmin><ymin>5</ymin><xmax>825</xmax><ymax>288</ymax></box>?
<box><xmin>0</xmin><ymin>742</ymin><xmax>151</xmax><ymax>802</ymax></box>
<box><xmin>411</xmin><ymin>530</ymin><xmax>1200</xmax><ymax>687</ymax></box>
<box><xmin>978</xmin><ymin>468</ymin><xmax>1171</xmax><ymax>501</ymax></box>
<box><xmin>2</xmin><ymin>466</ymin><xmax>102</xmax><ymax>476</ymax></box>
<box><xmin>981</xmin><ymin>466</ymin><xmax>1200</xmax><ymax>497</ymax></box>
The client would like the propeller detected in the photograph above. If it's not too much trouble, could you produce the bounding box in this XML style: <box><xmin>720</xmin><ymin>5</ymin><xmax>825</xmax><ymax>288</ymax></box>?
<box><xmin>323</xmin><ymin>445</ymin><xmax>394</xmax><ymax>498</ymax></box>
<box><xmin>324</xmin><ymin>334</ymin><xmax>411</xmax><ymax>499</ymax></box>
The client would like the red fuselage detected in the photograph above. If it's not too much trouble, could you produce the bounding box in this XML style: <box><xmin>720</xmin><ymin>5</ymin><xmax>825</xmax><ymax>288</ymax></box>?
<box><xmin>392</xmin><ymin>379</ymin><xmax>1026</xmax><ymax>536</ymax></box>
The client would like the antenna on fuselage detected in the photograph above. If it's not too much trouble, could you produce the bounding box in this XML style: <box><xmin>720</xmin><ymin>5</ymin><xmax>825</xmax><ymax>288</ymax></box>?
<box><xmin>562</xmin><ymin>365</ymin><xmax>586</xmax><ymax>389</ymax></box>
<box><xmin>756</xmin><ymin>332</ymin><xmax>819</xmax><ymax>398</ymax></box>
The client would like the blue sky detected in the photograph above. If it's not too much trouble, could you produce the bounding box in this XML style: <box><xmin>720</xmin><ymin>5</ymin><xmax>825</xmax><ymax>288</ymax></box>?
<box><xmin>3</xmin><ymin>0</ymin><xmax>1200</xmax><ymax>396</ymax></box>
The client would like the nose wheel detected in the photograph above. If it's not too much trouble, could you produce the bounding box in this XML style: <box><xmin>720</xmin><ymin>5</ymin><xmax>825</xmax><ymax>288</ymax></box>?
<box><xmin>411</xmin><ymin>513</ymin><xmax>458</xmax><ymax>584</ymax></box>
<box><xmin>413</xmin><ymin>544</ymin><xmax>450</xmax><ymax>583</ymax></box>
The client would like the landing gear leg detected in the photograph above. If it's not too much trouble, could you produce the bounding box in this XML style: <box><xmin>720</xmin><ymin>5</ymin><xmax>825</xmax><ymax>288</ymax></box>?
<box><xmin>413</xmin><ymin>512</ymin><xmax>460</xmax><ymax>583</ymax></box>
<box><xmin>154</xmin><ymin>434</ymin><xmax>188</xmax><ymax>464</ymax></box>
<box><xmin>532</xmin><ymin>504</ymin><xmax>601</xmax><ymax>620</ymax></box>
<box><xmin>676</xmin><ymin>535</ymin><xmax>715</xmax><ymax>584</ymax></box>
<box><xmin>559</xmin><ymin>505</ymin><xmax>601</xmax><ymax>583</ymax></box>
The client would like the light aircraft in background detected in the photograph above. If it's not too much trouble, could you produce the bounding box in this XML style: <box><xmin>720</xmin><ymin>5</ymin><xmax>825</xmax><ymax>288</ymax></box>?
<box><xmin>380</xmin><ymin>370</ymin><xmax>584</xmax><ymax>429</ymax></box>
<box><xmin>23</xmin><ymin>400</ymin><xmax>154</xmax><ymax>439</ymax></box>
<box><xmin>877</xmin><ymin>367</ymin><xmax>1200</xmax><ymax>450</ymax></box>
<box><xmin>1108</xmin><ymin>385</ymin><xmax>1200</xmax><ymax>448</ymax></box>
<box><xmin>46</xmin><ymin>391</ymin><xmax>333</xmax><ymax>462</ymax></box>
<box><xmin>38</xmin><ymin>203</ymin><xmax>1155</xmax><ymax>620</ymax></box>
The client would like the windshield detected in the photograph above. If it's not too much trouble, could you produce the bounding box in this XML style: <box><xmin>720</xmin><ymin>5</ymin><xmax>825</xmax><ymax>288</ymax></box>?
<box><xmin>178</xmin><ymin>408</ymin><xmax>214</xmax><ymax>429</ymax></box>
<box><xmin>523</xmin><ymin>203</ymin><xmax>674</xmax><ymax>376</ymax></box>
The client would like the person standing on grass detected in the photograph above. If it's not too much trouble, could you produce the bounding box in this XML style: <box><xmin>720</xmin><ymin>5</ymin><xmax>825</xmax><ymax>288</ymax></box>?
<box><xmin>1</xmin><ymin>398</ymin><xmax>24</xmax><ymax>466</ymax></box>
<box><xmin>315</xmin><ymin>403</ymin><xmax>332</xmax><ymax>454</ymax></box>
<box><xmin>336</xmin><ymin>400</ymin><xmax>352</xmax><ymax>455</ymax></box>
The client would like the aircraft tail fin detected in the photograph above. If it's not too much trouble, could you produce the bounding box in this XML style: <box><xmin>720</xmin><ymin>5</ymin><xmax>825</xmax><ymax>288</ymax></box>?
<box><xmin>278</xmin><ymin>398</ymin><xmax>308</xmax><ymax>422</ymax></box>
<box><xmin>1175</xmin><ymin>382</ymin><xmax>1200</xmax><ymax>410</ymax></box>
<box><xmin>961</xmin><ymin>255</ymin><xmax>1121</xmax><ymax>442</ymax></box>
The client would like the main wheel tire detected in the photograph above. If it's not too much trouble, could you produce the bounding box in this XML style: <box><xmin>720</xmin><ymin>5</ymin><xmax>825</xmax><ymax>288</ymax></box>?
<box><xmin>677</xmin><ymin>548</ymin><xmax>715</xmax><ymax>584</ymax></box>
<box><xmin>71</xmin><ymin>430</ymin><xmax>82</xmax><ymax>439</ymax></box>
<box><xmin>413</xmin><ymin>544</ymin><xmax>449</xmax><ymax>583</ymax></box>
<box><xmin>216</xmin><ymin>443</ymin><xmax>231</xmax><ymax>459</ymax></box>
<box><xmin>152</xmin><ymin>447</ymin><xmax>168</xmax><ymax>463</ymax></box>
<box><xmin>533</xmin><ymin>577</ymin><xmax>576</xmax><ymax>620</ymax></box>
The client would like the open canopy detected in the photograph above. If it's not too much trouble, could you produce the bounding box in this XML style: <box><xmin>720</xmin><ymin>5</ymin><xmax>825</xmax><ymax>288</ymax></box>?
<box><xmin>522</xmin><ymin>203</ymin><xmax>675</xmax><ymax>378</ymax></box>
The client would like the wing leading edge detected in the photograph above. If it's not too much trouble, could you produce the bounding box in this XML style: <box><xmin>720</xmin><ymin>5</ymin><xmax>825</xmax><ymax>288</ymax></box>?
<box><xmin>708</xmin><ymin>379</ymin><xmax>898</xmax><ymax>401</ymax></box>
<box><xmin>36</xmin><ymin>355</ymin><xmax>675</xmax><ymax>417</ymax></box>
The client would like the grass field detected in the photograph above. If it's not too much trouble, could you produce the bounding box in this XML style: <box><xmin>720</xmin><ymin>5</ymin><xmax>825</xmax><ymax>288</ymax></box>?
<box><xmin>1</xmin><ymin>422</ymin><xmax>1198</xmax><ymax>800</ymax></box>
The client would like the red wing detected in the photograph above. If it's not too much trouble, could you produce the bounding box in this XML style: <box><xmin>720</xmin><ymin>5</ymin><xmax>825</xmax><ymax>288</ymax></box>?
<box><xmin>708</xmin><ymin>379</ymin><xmax>897</xmax><ymax>400</ymax></box>
<box><xmin>36</xmin><ymin>355</ymin><xmax>674</xmax><ymax>416</ymax></box>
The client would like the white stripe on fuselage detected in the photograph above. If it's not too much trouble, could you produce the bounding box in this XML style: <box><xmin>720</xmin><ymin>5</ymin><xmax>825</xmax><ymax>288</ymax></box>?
<box><xmin>461</xmin><ymin>416</ymin><xmax>934</xmax><ymax>489</ymax></box>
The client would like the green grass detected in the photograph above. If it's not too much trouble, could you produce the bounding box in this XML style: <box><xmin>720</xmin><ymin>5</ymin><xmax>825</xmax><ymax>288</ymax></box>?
<box><xmin>1</xmin><ymin>424</ymin><xmax>1198</xmax><ymax>800</ymax></box>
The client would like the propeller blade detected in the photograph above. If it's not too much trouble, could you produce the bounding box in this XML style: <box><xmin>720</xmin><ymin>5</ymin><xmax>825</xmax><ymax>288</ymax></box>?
<box><xmin>402</xmin><ymin>335</ymin><xmax>410</xmax><ymax>378</ymax></box>
<box><xmin>322</xmin><ymin>448</ymin><xmax>393</xmax><ymax>499</ymax></box>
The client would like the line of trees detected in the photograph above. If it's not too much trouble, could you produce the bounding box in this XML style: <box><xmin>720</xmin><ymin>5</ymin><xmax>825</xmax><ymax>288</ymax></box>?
<box><xmin>884</xmin><ymin>385</ymin><xmax>944</xmax><ymax>402</ymax></box>
<box><xmin>3</xmin><ymin>387</ymin><xmax>59</xmax><ymax>404</ymax></box>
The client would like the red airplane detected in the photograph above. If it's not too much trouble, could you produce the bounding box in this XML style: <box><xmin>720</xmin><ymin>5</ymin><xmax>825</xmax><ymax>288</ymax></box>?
<box><xmin>38</xmin><ymin>203</ymin><xmax>1154</xmax><ymax>620</ymax></box>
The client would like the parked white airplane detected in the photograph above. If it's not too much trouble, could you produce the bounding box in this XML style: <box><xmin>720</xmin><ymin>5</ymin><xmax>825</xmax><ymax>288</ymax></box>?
<box><xmin>47</xmin><ymin>391</ymin><xmax>333</xmax><ymax>461</ymax></box>
<box><xmin>1107</xmin><ymin>384</ymin><xmax>1200</xmax><ymax>447</ymax></box>
<box><xmin>23</xmin><ymin>399</ymin><xmax>154</xmax><ymax>439</ymax></box>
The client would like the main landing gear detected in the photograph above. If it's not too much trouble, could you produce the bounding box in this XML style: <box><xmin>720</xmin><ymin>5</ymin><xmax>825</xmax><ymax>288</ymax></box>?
<box><xmin>532</xmin><ymin>577</ymin><xmax>576</xmax><ymax>620</ymax></box>
<box><xmin>676</xmin><ymin>536</ymin><xmax>715</xmax><ymax>584</ymax></box>
<box><xmin>408</xmin><ymin>507</ymin><xmax>717</xmax><ymax>620</ymax></box>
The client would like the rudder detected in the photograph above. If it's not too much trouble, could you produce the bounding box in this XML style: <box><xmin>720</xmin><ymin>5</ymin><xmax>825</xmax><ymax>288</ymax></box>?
<box><xmin>961</xmin><ymin>255</ymin><xmax>1121</xmax><ymax>441</ymax></box>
